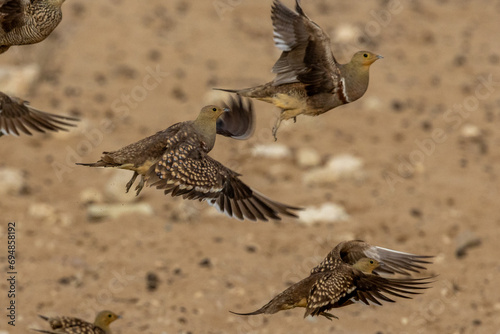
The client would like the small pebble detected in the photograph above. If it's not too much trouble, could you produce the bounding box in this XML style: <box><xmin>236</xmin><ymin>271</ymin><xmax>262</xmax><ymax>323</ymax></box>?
<box><xmin>198</xmin><ymin>258</ymin><xmax>212</xmax><ymax>268</ymax></box>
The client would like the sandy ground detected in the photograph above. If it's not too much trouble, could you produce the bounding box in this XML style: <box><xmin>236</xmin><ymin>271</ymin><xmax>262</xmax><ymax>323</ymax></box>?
<box><xmin>1</xmin><ymin>0</ymin><xmax>500</xmax><ymax>333</ymax></box>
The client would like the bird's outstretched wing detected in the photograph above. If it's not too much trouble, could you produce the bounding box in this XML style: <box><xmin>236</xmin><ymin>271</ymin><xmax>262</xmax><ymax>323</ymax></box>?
<box><xmin>350</xmin><ymin>275</ymin><xmax>434</xmax><ymax>307</ymax></box>
<box><xmin>216</xmin><ymin>95</ymin><xmax>255</xmax><ymax>140</ymax></box>
<box><xmin>311</xmin><ymin>240</ymin><xmax>433</xmax><ymax>276</ymax></box>
<box><xmin>271</xmin><ymin>0</ymin><xmax>340</xmax><ymax>95</ymax></box>
<box><xmin>148</xmin><ymin>136</ymin><xmax>300</xmax><ymax>221</ymax></box>
<box><xmin>306</xmin><ymin>271</ymin><xmax>434</xmax><ymax>318</ymax></box>
<box><xmin>0</xmin><ymin>92</ymin><xmax>79</xmax><ymax>137</ymax></box>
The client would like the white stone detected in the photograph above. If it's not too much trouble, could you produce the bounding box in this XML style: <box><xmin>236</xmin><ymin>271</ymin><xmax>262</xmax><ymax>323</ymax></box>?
<box><xmin>28</xmin><ymin>203</ymin><xmax>73</xmax><ymax>226</ymax></box>
<box><xmin>0</xmin><ymin>167</ymin><xmax>25</xmax><ymax>195</ymax></box>
<box><xmin>87</xmin><ymin>203</ymin><xmax>154</xmax><ymax>220</ymax></box>
<box><xmin>295</xmin><ymin>147</ymin><xmax>321</xmax><ymax>168</ymax></box>
<box><xmin>460</xmin><ymin>124</ymin><xmax>481</xmax><ymax>139</ymax></box>
<box><xmin>326</xmin><ymin>154</ymin><xmax>363</xmax><ymax>175</ymax></box>
<box><xmin>28</xmin><ymin>203</ymin><xmax>56</xmax><ymax>220</ymax></box>
<box><xmin>332</xmin><ymin>24</ymin><xmax>361</xmax><ymax>44</ymax></box>
<box><xmin>303</xmin><ymin>154</ymin><xmax>365</xmax><ymax>186</ymax></box>
<box><xmin>363</xmin><ymin>96</ymin><xmax>383</xmax><ymax>111</ymax></box>
<box><xmin>298</xmin><ymin>202</ymin><xmax>349</xmax><ymax>225</ymax></box>
<box><xmin>79</xmin><ymin>188</ymin><xmax>104</xmax><ymax>205</ymax></box>
<box><xmin>0</xmin><ymin>64</ymin><xmax>40</xmax><ymax>96</ymax></box>
<box><xmin>251</xmin><ymin>143</ymin><xmax>292</xmax><ymax>159</ymax></box>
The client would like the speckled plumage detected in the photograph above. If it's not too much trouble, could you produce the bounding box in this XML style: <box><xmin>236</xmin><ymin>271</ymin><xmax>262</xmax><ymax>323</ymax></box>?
<box><xmin>0</xmin><ymin>0</ymin><xmax>65</xmax><ymax>54</ymax></box>
<box><xmin>77</xmin><ymin>97</ymin><xmax>300</xmax><ymax>221</ymax></box>
<box><xmin>216</xmin><ymin>0</ymin><xmax>382</xmax><ymax>139</ymax></box>
<box><xmin>232</xmin><ymin>240</ymin><xmax>434</xmax><ymax>320</ymax></box>
<box><xmin>33</xmin><ymin>310</ymin><xmax>120</xmax><ymax>334</ymax></box>
<box><xmin>0</xmin><ymin>91</ymin><xmax>78</xmax><ymax>137</ymax></box>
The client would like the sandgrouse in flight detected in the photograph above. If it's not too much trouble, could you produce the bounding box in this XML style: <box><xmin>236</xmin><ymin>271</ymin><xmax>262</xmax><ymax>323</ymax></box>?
<box><xmin>0</xmin><ymin>0</ymin><xmax>66</xmax><ymax>54</ymax></box>
<box><xmin>232</xmin><ymin>240</ymin><xmax>434</xmax><ymax>320</ymax></box>
<box><xmin>0</xmin><ymin>91</ymin><xmax>78</xmax><ymax>137</ymax></box>
<box><xmin>78</xmin><ymin>96</ymin><xmax>301</xmax><ymax>222</ymax></box>
<box><xmin>33</xmin><ymin>310</ymin><xmax>121</xmax><ymax>334</ymax></box>
<box><xmin>216</xmin><ymin>0</ymin><xmax>382</xmax><ymax>139</ymax></box>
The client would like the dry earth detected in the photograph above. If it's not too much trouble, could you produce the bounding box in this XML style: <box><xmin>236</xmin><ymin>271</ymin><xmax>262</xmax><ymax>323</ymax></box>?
<box><xmin>0</xmin><ymin>0</ymin><xmax>500</xmax><ymax>333</ymax></box>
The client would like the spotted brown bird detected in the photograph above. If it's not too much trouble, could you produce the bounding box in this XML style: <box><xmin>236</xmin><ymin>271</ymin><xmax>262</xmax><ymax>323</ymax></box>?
<box><xmin>33</xmin><ymin>310</ymin><xmax>121</xmax><ymax>334</ymax></box>
<box><xmin>231</xmin><ymin>240</ymin><xmax>434</xmax><ymax>320</ymax></box>
<box><xmin>216</xmin><ymin>0</ymin><xmax>382</xmax><ymax>139</ymax></box>
<box><xmin>77</xmin><ymin>96</ymin><xmax>300</xmax><ymax>221</ymax></box>
<box><xmin>0</xmin><ymin>0</ymin><xmax>65</xmax><ymax>54</ymax></box>
<box><xmin>0</xmin><ymin>91</ymin><xmax>78</xmax><ymax>137</ymax></box>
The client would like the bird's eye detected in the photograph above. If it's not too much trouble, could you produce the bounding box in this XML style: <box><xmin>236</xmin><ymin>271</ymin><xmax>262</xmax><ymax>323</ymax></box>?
<box><xmin>212</xmin><ymin>107</ymin><xmax>217</xmax><ymax>112</ymax></box>
<box><xmin>363</xmin><ymin>53</ymin><xmax>368</xmax><ymax>58</ymax></box>
<box><xmin>370</xmin><ymin>260</ymin><xmax>374</xmax><ymax>264</ymax></box>
<box><xmin>108</xmin><ymin>314</ymin><xmax>112</xmax><ymax>318</ymax></box>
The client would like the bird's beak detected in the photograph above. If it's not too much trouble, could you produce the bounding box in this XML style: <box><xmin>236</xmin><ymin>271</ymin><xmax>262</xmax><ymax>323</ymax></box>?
<box><xmin>376</xmin><ymin>54</ymin><xmax>384</xmax><ymax>59</ymax></box>
<box><xmin>222</xmin><ymin>107</ymin><xmax>231</xmax><ymax>114</ymax></box>
<box><xmin>117</xmin><ymin>315</ymin><xmax>123</xmax><ymax>319</ymax></box>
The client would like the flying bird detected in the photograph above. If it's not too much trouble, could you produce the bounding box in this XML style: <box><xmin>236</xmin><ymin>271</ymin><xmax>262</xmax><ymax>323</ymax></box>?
<box><xmin>0</xmin><ymin>91</ymin><xmax>78</xmax><ymax>137</ymax></box>
<box><xmin>77</xmin><ymin>96</ymin><xmax>301</xmax><ymax>221</ymax></box>
<box><xmin>0</xmin><ymin>0</ymin><xmax>66</xmax><ymax>54</ymax></box>
<box><xmin>231</xmin><ymin>240</ymin><xmax>434</xmax><ymax>320</ymax></box>
<box><xmin>33</xmin><ymin>310</ymin><xmax>121</xmax><ymax>334</ymax></box>
<box><xmin>216</xmin><ymin>0</ymin><xmax>382</xmax><ymax>139</ymax></box>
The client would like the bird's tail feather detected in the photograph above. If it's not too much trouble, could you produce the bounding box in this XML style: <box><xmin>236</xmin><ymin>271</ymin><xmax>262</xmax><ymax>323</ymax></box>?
<box><xmin>213</xmin><ymin>88</ymin><xmax>239</xmax><ymax>93</ymax></box>
<box><xmin>75</xmin><ymin>162</ymin><xmax>104</xmax><ymax>167</ymax></box>
<box><xmin>75</xmin><ymin>160</ymin><xmax>118</xmax><ymax>168</ymax></box>
<box><xmin>229</xmin><ymin>308</ymin><xmax>267</xmax><ymax>316</ymax></box>
<box><xmin>31</xmin><ymin>329</ymin><xmax>56</xmax><ymax>334</ymax></box>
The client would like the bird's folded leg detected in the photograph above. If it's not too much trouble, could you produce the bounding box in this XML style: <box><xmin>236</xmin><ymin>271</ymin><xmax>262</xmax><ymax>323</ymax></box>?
<box><xmin>320</xmin><ymin>312</ymin><xmax>338</xmax><ymax>321</ymax></box>
<box><xmin>293</xmin><ymin>117</ymin><xmax>297</xmax><ymax>123</ymax></box>
<box><xmin>135</xmin><ymin>176</ymin><xmax>145</xmax><ymax>196</ymax></box>
<box><xmin>125</xmin><ymin>172</ymin><xmax>139</xmax><ymax>193</ymax></box>
<box><xmin>272</xmin><ymin>117</ymin><xmax>283</xmax><ymax>141</ymax></box>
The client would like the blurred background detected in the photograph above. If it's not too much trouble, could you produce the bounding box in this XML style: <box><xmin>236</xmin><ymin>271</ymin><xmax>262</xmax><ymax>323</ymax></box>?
<box><xmin>0</xmin><ymin>0</ymin><xmax>499</xmax><ymax>333</ymax></box>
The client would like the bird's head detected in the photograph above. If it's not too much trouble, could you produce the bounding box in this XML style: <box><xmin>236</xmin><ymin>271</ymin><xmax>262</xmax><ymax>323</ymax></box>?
<box><xmin>94</xmin><ymin>310</ymin><xmax>121</xmax><ymax>328</ymax></box>
<box><xmin>196</xmin><ymin>105</ymin><xmax>228</xmax><ymax>123</ymax></box>
<box><xmin>352</xmin><ymin>51</ymin><xmax>383</xmax><ymax>67</ymax></box>
<box><xmin>353</xmin><ymin>257</ymin><xmax>380</xmax><ymax>274</ymax></box>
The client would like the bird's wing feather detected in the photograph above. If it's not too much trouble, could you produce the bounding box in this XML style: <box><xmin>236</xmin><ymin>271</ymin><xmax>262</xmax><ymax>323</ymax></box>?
<box><xmin>35</xmin><ymin>315</ymin><xmax>103</xmax><ymax>334</ymax></box>
<box><xmin>271</xmin><ymin>0</ymin><xmax>340</xmax><ymax>94</ymax></box>
<box><xmin>352</xmin><ymin>275</ymin><xmax>434</xmax><ymax>306</ymax></box>
<box><xmin>306</xmin><ymin>270</ymin><xmax>433</xmax><ymax>317</ymax></box>
<box><xmin>148</xmin><ymin>135</ymin><xmax>299</xmax><ymax>221</ymax></box>
<box><xmin>216</xmin><ymin>95</ymin><xmax>255</xmax><ymax>140</ymax></box>
<box><xmin>42</xmin><ymin>315</ymin><xmax>89</xmax><ymax>330</ymax></box>
<box><xmin>305</xmin><ymin>271</ymin><xmax>355</xmax><ymax>317</ymax></box>
<box><xmin>340</xmin><ymin>241</ymin><xmax>433</xmax><ymax>276</ymax></box>
<box><xmin>0</xmin><ymin>93</ymin><xmax>79</xmax><ymax>136</ymax></box>
<box><xmin>310</xmin><ymin>240</ymin><xmax>433</xmax><ymax>276</ymax></box>
<box><xmin>59</xmin><ymin>325</ymin><xmax>106</xmax><ymax>334</ymax></box>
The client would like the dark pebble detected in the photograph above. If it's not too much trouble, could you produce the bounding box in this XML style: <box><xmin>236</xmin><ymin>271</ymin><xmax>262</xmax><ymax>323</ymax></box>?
<box><xmin>199</xmin><ymin>258</ymin><xmax>212</xmax><ymax>268</ymax></box>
